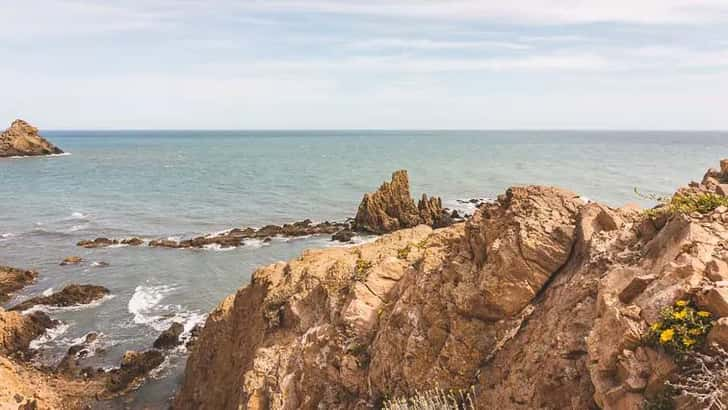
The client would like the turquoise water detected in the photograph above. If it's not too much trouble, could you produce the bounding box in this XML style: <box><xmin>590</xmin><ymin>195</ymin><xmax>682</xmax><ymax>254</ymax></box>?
<box><xmin>1</xmin><ymin>130</ymin><xmax>727</xmax><ymax>407</ymax></box>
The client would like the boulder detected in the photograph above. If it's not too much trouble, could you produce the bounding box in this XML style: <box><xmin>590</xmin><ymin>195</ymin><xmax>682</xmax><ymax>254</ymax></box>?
<box><xmin>707</xmin><ymin>259</ymin><xmax>728</xmax><ymax>282</ymax></box>
<box><xmin>0</xmin><ymin>266</ymin><xmax>37</xmax><ymax>304</ymax></box>
<box><xmin>60</xmin><ymin>256</ymin><xmax>83</xmax><ymax>266</ymax></box>
<box><xmin>0</xmin><ymin>309</ymin><xmax>56</xmax><ymax>356</ymax></box>
<box><xmin>331</xmin><ymin>230</ymin><xmax>355</xmax><ymax>243</ymax></box>
<box><xmin>153</xmin><ymin>322</ymin><xmax>184</xmax><ymax>349</ymax></box>
<box><xmin>9</xmin><ymin>284</ymin><xmax>109</xmax><ymax>312</ymax></box>
<box><xmin>0</xmin><ymin>119</ymin><xmax>63</xmax><ymax>157</ymax></box>
<box><xmin>106</xmin><ymin>350</ymin><xmax>164</xmax><ymax>393</ymax></box>
<box><xmin>698</xmin><ymin>287</ymin><xmax>728</xmax><ymax>317</ymax></box>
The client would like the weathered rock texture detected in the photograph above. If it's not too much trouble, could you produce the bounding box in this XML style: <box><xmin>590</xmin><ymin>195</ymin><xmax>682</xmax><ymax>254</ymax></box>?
<box><xmin>354</xmin><ymin>170</ymin><xmax>450</xmax><ymax>233</ymax></box>
<box><xmin>0</xmin><ymin>119</ymin><xmax>63</xmax><ymax>157</ymax></box>
<box><xmin>0</xmin><ymin>265</ymin><xmax>37</xmax><ymax>305</ymax></box>
<box><xmin>175</xmin><ymin>159</ymin><xmax>728</xmax><ymax>410</ymax></box>
<box><xmin>9</xmin><ymin>284</ymin><xmax>109</xmax><ymax>312</ymax></box>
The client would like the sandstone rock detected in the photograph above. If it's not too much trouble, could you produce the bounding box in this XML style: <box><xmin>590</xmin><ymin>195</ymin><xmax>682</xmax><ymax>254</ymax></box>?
<box><xmin>121</xmin><ymin>237</ymin><xmax>144</xmax><ymax>246</ymax></box>
<box><xmin>707</xmin><ymin>259</ymin><xmax>728</xmax><ymax>282</ymax></box>
<box><xmin>0</xmin><ymin>309</ymin><xmax>56</xmax><ymax>356</ymax></box>
<box><xmin>0</xmin><ymin>119</ymin><xmax>63</xmax><ymax>157</ymax></box>
<box><xmin>618</xmin><ymin>274</ymin><xmax>657</xmax><ymax>304</ymax></box>
<box><xmin>698</xmin><ymin>287</ymin><xmax>728</xmax><ymax>317</ymax></box>
<box><xmin>707</xmin><ymin>317</ymin><xmax>728</xmax><ymax>349</ymax></box>
<box><xmin>0</xmin><ymin>266</ymin><xmax>37</xmax><ymax>304</ymax></box>
<box><xmin>717</xmin><ymin>184</ymin><xmax>728</xmax><ymax>196</ymax></box>
<box><xmin>77</xmin><ymin>238</ymin><xmax>117</xmax><ymax>248</ymax></box>
<box><xmin>354</xmin><ymin>170</ymin><xmax>448</xmax><ymax>233</ymax></box>
<box><xmin>9</xmin><ymin>284</ymin><xmax>109</xmax><ymax>312</ymax></box>
<box><xmin>153</xmin><ymin>322</ymin><xmax>184</xmax><ymax>349</ymax></box>
<box><xmin>60</xmin><ymin>256</ymin><xmax>83</xmax><ymax>266</ymax></box>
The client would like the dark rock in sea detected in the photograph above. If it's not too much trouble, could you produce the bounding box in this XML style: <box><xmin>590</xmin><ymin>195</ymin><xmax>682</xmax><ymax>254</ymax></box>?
<box><xmin>149</xmin><ymin>239</ymin><xmax>180</xmax><ymax>248</ymax></box>
<box><xmin>9</xmin><ymin>284</ymin><xmax>110</xmax><ymax>312</ymax></box>
<box><xmin>105</xmin><ymin>349</ymin><xmax>165</xmax><ymax>393</ymax></box>
<box><xmin>60</xmin><ymin>256</ymin><xmax>83</xmax><ymax>266</ymax></box>
<box><xmin>77</xmin><ymin>238</ymin><xmax>117</xmax><ymax>248</ymax></box>
<box><xmin>153</xmin><ymin>322</ymin><xmax>184</xmax><ymax>350</ymax></box>
<box><xmin>57</xmin><ymin>332</ymin><xmax>99</xmax><ymax>377</ymax></box>
<box><xmin>185</xmin><ymin>324</ymin><xmax>203</xmax><ymax>349</ymax></box>
<box><xmin>0</xmin><ymin>266</ymin><xmax>38</xmax><ymax>304</ymax></box>
<box><xmin>121</xmin><ymin>237</ymin><xmax>144</xmax><ymax>246</ymax></box>
<box><xmin>0</xmin><ymin>119</ymin><xmax>63</xmax><ymax>158</ymax></box>
<box><xmin>450</xmin><ymin>209</ymin><xmax>461</xmax><ymax>219</ymax></box>
<box><xmin>92</xmin><ymin>261</ymin><xmax>110</xmax><ymax>268</ymax></box>
<box><xmin>332</xmin><ymin>230</ymin><xmax>355</xmax><ymax>242</ymax></box>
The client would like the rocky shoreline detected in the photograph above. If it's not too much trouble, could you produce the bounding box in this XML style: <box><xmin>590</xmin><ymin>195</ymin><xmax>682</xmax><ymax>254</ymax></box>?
<box><xmin>0</xmin><ymin>119</ymin><xmax>63</xmax><ymax>158</ymax></box>
<box><xmin>172</xmin><ymin>159</ymin><xmax>728</xmax><ymax>410</ymax></box>
<box><xmin>76</xmin><ymin>170</ymin><xmax>466</xmax><ymax>250</ymax></box>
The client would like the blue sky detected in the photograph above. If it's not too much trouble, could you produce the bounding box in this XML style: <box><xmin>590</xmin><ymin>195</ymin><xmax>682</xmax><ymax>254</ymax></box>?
<box><xmin>2</xmin><ymin>1</ymin><xmax>728</xmax><ymax>129</ymax></box>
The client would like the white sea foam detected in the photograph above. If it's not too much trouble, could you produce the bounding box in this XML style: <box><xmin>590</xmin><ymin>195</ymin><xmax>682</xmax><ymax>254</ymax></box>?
<box><xmin>202</xmin><ymin>243</ymin><xmax>238</xmax><ymax>252</ymax></box>
<box><xmin>128</xmin><ymin>284</ymin><xmax>176</xmax><ymax>328</ymax></box>
<box><xmin>70</xmin><ymin>211</ymin><xmax>88</xmax><ymax>219</ymax></box>
<box><xmin>29</xmin><ymin>322</ymin><xmax>70</xmax><ymax>350</ymax></box>
<box><xmin>6</xmin><ymin>152</ymin><xmax>71</xmax><ymax>159</ymax></box>
<box><xmin>242</xmin><ymin>238</ymin><xmax>270</xmax><ymax>248</ymax></box>
<box><xmin>42</xmin><ymin>287</ymin><xmax>54</xmax><ymax>296</ymax></box>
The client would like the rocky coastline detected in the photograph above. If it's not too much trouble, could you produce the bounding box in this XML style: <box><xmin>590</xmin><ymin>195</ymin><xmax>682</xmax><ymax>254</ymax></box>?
<box><xmin>76</xmin><ymin>170</ymin><xmax>464</xmax><ymax>250</ymax></box>
<box><xmin>0</xmin><ymin>119</ymin><xmax>63</xmax><ymax>158</ymax></box>
<box><xmin>4</xmin><ymin>162</ymin><xmax>728</xmax><ymax>409</ymax></box>
<box><xmin>172</xmin><ymin>160</ymin><xmax>728</xmax><ymax>410</ymax></box>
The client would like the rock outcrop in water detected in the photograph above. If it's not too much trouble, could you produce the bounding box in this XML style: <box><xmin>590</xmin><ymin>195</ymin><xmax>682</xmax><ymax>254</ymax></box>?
<box><xmin>0</xmin><ymin>119</ymin><xmax>63</xmax><ymax>157</ymax></box>
<box><xmin>9</xmin><ymin>284</ymin><xmax>109</xmax><ymax>312</ymax></box>
<box><xmin>174</xmin><ymin>159</ymin><xmax>728</xmax><ymax>410</ymax></box>
<box><xmin>353</xmin><ymin>170</ymin><xmax>452</xmax><ymax>233</ymax></box>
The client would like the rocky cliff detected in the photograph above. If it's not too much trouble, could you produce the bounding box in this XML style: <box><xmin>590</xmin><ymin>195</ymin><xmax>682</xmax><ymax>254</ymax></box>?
<box><xmin>0</xmin><ymin>119</ymin><xmax>63</xmax><ymax>157</ymax></box>
<box><xmin>175</xmin><ymin>160</ymin><xmax>728</xmax><ymax>410</ymax></box>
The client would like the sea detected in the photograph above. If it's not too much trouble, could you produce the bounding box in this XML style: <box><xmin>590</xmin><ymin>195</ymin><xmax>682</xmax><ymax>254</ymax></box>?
<box><xmin>1</xmin><ymin>130</ymin><xmax>727</xmax><ymax>407</ymax></box>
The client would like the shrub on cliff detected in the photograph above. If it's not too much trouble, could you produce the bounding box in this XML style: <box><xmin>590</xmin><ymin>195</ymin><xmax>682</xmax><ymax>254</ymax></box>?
<box><xmin>382</xmin><ymin>386</ymin><xmax>476</xmax><ymax>410</ymax></box>
<box><xmin>646</xmin><ymin>299</ymin><xmax>713</xmax><ymax>355</ymax></box>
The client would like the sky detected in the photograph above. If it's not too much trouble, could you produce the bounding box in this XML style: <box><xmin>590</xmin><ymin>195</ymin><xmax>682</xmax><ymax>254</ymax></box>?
<box><xmin>2</xmin><ymin>0</ymin><xmax>728</xmax><ymax>129</ymax></box>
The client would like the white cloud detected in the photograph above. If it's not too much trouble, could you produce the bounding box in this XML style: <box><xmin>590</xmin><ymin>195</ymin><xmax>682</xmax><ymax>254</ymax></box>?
<box><xmin>349</xmin><ymin>38</ymin><xmax>530</xmax><ymax>50</ymax></box>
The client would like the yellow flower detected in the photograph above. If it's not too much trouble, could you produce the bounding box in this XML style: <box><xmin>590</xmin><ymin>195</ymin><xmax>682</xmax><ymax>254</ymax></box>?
<box><xmin>651</xmin><ymin>323</ymin><xmax>661</xmax><ymax>331</ymax></box>
<box><xmin>688</xmin><ymin>328</ymin><xmax>704</xmax><ymax>336</ymax></box>
<box><xmin>660</xmin><ymin>329</ymin><xmax>675</xmax><ymax>343</ymax></box>
<box><xmin>675</xmin><ymin>300</ymin><xmax>689</xmax><ymax>307</ymax></box>
<box><xmin>683</xmin><ymin>337</ymin><xmax>696</xmax><ymax>347</ymax></box>
<box><xmin>672</xmin><ymin>310</ymin><xmax>688</xmax><ymax>320</ymax></box>
<box><xmin>697</xmin><ymin>311</ymin><xmax>711</xmax><ymax>318</ymax></box>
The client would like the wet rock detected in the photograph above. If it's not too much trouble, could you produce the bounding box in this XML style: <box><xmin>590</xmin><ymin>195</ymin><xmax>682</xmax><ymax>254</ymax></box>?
<box><xmin>57</xmin><ymin>332</ymin><xmax>99</xmax><ymax>376</ymax></box>
<box><xmin>121</xmin><ymin>237</ymin><xmax>144</xmax><ymax>246</ymax></box>
<box><xmin>332</xmin><ymin>229</ymin><xmax>355</xmax><ymax>243</ymax></box>
<box><xmin>77</xmin><ymin>238</ymin><xmax>117</xmax><ymax>248</ymax></box>
<box><xmin>92</xmin><ymin>261</ymin><xmax>110</xmax><ymax>268</ymax></box>
<box><xmin>9</xmin><ymin>284</ymin><xmax>109</xmax><ymax>312</ymax></box>
<box><xmin>0</xmin><ymin>119</ymin><xmax>63</xmax><ymax>157</ymax></box>
<box><xmin>149</xmin><ymin>239</ymin><xmax>180</xmax><ymax>248</ymax></box>
<box><xmin>185</xmin><ymin>324</ymin><xmax>202</xmax><ymax>349</ymax></box>
<box><xmin>106</xmin><ymin>349</ymin><xmax>164</xmax><ymax>393</ymax></box>
<box><xmin>0</xmin><ymin>266</ymin><xmax>37</xmax><ymax>304</ymax></box>
<box><xmin>60</xmin><ymin>256</ymin><xmax>83</xmax><ymax>266</ymax></box>
<box><xmin>153</xmin><ymin>322</ymin><xmax>184</xmax><ymax>349</ymax></box>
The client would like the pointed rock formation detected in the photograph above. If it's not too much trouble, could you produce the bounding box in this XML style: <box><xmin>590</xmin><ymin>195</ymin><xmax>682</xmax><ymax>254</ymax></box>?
<box><xmin>0</xmin><ymin>119</ymin><xmax>63</xmax><ymax>157</ymax></box>
<box><xmin>354</xmin><ymin>170</ymin><xmax>449</xmax><ymax>233</ymax></box>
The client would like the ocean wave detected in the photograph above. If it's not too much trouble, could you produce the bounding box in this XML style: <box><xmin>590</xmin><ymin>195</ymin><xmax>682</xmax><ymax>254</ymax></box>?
<box><xmin>0</xmin><ymin>232</ymin><xmax>13</xmax><ymax>241</ymax></box>
<box><xmin>202</xmin><ymin>243</ymin><xmax>238</xmax><ymax>252</ymax></box>
<box><xmin>241</xmin><ymin>238</ymin><xmax>270</xmax><ymax>249</ymax></box>
<box><xmin>21</xmin><ymin>294</ymin><xmax>115</xmax><ymax>315</ymax></box>
<box><xmin>42</xmin><ymin>287</ymin><xmax>54</xmax><ymax>296</ymax></box>
<box><xmin>5</xmin><ymin>152</ymin><xmax>72</xmax><ymax>159</ymax></box>
<box><xmin>128</xmin><ymin>284</ymin><xmax>176</xmax><ymax>328</ymax></box>
<box><xmin>70</xmin><ymin>212</ymin><xmax>88</xmax><ymax>219</ymax></box>
<box><xmin>29</xmin><ymin>322</ymin><xmax>71</xmax><ymax>350</ymax></box>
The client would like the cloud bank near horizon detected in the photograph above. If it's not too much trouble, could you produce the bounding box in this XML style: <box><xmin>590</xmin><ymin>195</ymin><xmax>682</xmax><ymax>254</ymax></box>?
<box><xmin>1</xmin><ymin>0</ymin><xmax>728</xmax><ymax>129</ymax></box>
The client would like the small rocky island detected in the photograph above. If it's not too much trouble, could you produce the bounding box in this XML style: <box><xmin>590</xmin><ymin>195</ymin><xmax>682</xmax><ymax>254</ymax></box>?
<box><xmin>0</xmin><ymin>119</ymin><xmax>63</xmax><ymax>157</ymax></box>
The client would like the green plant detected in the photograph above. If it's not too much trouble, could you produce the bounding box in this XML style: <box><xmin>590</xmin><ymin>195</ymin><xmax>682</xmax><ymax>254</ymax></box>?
<box><xmin>646</xmin><ymin>299</ymin><xmax>714</xmax><ymax>355</ymax></box>
<box><xmin>382</xmin><ymin>386</ymin><xmax>477</xmax><ymax>410</ymax></box>
<box><xmin>354</xmin><ymin>258</ymin><xmax>373</xmax><ymax>281</ymax></box>
<box><xmin>636</xmin><ymin>189</ymin><xmax>728</xmax><ymax>218</ymax></box>
<box><xmin>397</xmin><ymin>245</ymin><xmax>411</xmax><ymax>260</ymax></box>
